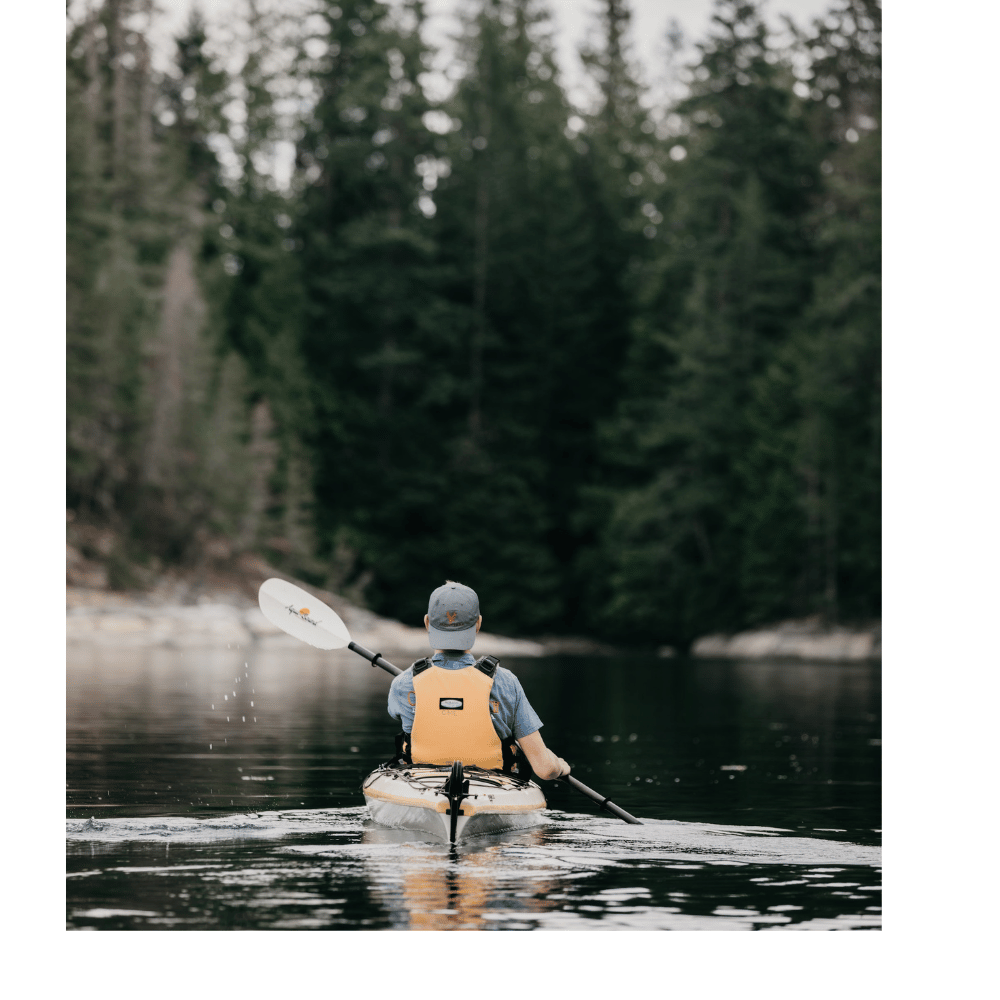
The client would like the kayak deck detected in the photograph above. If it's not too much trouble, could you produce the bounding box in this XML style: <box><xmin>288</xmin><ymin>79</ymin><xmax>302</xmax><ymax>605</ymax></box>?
<box><xmin>363</xmin><ymin>762</ymin><xmax>546</xmax><ymax>843</ymax></box>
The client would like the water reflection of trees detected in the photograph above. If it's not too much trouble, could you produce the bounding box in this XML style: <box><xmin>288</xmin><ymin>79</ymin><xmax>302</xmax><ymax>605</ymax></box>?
<box><xmin>66</xmin><ymin>646</ymin><xmax>406</xmax><ymax>814</ymax></box>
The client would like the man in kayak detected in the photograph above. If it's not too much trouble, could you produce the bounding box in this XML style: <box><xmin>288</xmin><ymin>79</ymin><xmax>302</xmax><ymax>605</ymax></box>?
<box><xmin>387</xmin><ymin>581</ymin><xmax>571</xmax><ymax>781</ymax></box>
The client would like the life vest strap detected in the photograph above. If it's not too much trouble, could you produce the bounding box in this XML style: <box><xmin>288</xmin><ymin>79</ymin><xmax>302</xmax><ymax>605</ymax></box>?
<box><xmin>411</xmin><ymin>657</ymin><xmax>432</xmax><ymax>675</ymax></box>
<box><xmin>386</xmin><ymin>730</ymin><xmax>412</xmax><ymax>767</ymax></box>
<box><xmin>501</xmin><ymin>735</ymin><xmax>535</xmax><ymax>781</ymax></box>
<box><xmin>389</xmin><ymin>730</ymin><xmax>534</xmax><ymax>779</ymax></box>
<box><xmin>474</xmin><ymin>654</ymin><xmax>500</xmax><ymax>677</ymax></box>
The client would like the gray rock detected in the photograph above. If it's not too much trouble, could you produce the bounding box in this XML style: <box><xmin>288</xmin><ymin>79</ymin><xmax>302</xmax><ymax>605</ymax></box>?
<box><xmin>691</xmin><ymin>618</ymin><xmax>881</xmax><ymax>662</ymax></box>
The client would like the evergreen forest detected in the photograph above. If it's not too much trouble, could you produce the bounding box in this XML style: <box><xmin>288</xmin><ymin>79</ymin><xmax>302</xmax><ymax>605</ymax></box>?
<box><xmin>66</xmin><ymin>0</ymin><xmax>881</xmax><ymax>649</ymax></box>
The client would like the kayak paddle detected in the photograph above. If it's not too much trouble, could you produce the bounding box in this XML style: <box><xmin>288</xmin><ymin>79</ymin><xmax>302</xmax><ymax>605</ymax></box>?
<box><xmin>258</xmin><ymin>577</ymin><xmax>401</xmax><ymax>676</ymax></box>
<box><xmin>558</xmin><ymin>774</ymin><xmax>642</xmax><ymax>824</ymax></box>
<box><xmin>257</xmin><ymin>577</ymin><xmax>641</xmax><ymax>824</ymax></box>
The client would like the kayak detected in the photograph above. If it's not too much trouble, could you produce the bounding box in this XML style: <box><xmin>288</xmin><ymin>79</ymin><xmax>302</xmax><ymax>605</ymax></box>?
<box><xmin>362</xmin><ymin>760</ymin><xmax>546</xmax><ymax>843</ymax></box>
<box><xmin>256</xmin><ymin>579</ymin><xmax>643</xmax><ymax>832</ymax></box>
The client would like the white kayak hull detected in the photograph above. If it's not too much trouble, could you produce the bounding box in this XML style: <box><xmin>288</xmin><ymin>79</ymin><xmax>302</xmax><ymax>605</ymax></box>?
<box><xmin>363</xmin><ymin>764</ymin><xmax>546</xmax><ymax>843</ymax></box>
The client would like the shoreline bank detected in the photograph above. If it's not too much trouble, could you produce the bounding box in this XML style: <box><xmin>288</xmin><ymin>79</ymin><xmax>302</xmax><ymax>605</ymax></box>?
<box><xmin>66</xmin><ymin>553</ymin><xmax>879</xmax><ymax>662</ymax></box>
<box><xmin>684</xmin><ymin>618</ymin><xmax>880</xmax><ymax>662</ymax></box>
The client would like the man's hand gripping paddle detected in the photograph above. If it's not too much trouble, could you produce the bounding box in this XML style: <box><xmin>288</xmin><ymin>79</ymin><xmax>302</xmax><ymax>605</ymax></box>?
<box><xmin>257</xmin><ymin>578</ymin><xmax>641</xmax><ymax>824</ymax></box>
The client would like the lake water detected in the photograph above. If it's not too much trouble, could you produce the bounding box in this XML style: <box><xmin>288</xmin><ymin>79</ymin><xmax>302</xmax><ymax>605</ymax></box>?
<box><xmin>66</xmin><ymin>644</ymin><xmax>881</xmax><ymax>930</ymax></box>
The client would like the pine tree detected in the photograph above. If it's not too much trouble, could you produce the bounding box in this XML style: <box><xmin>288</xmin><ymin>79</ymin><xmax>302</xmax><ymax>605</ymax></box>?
<box><xmin>597</xmin><ymin>0</ymin><xmax>823</xmax><ymax>645</ymax></box>
<box><xmin>395</xmin><ymin>0</ymin><xmax>648</xmax><ymax>634</ymax></box>
<box><xmin>286</xmin><ymin>0</ymin><xmax>452</xmax><ymax>605</ymax></box>
<box><xmin>400</xmin><ymin>0</ymin><xmax>582</xmax><ymax>631</ymax></box>
<box><xmin>568</xmin><ymin>0</ymin><xmax>669</xmax><ymax>627</ymax></box>
<box><xmin>67</xmin><ymin>1</ymin><xmax>169</xmax><ymax>532</ymax></box>
<box><xmin>176</xmin><ymin>0</ymin><xmax>329</xmax><ymax>578</ymax></box>
<box><xmin>67</xmin><ymin>1</ymin><xmax>298</xmax><ymax>582</ymax></box>
<box><xmin>764</xmin><ymin>0</ymin><xmax>882</xmax><ymax>623</ymax></box>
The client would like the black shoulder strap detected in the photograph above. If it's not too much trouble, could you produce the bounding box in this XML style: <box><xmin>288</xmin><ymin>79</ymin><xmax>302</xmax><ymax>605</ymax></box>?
<box><xmin>411</xmin><ymin>658</ymin><xmax>432</xmax><ymax>675</ymax></box>
<box><xmin>385</xmin><ymin>730</ymin><xmax>412</xmax><ymax>768</ymax></box>
<box><xmin>500</xmin><ymin>735</ymin><xmax>534</xmax><ymax>783</ymax></box>
<box><xmin>474</xmin><ymin>654</ymin><xmax>500</xmax><ymax>678</ymax></box>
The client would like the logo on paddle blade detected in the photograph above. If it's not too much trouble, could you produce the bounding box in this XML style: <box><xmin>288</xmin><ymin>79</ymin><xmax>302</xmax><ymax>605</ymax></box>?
<box><xmin>285</xmin><ymin>603</ymin><xmax>319</xmax><ymax>625</ymax></box>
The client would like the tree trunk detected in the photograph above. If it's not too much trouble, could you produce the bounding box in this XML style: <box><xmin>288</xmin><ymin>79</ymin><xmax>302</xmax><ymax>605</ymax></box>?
<box><xmin>109</xmin><ymin>0</ymin><xmax>128</xmax><ymax>198</ymax></box>
<box><xmin>470</xmin><ymin>35</ymin><xmax>493</xmax><ymax>442</ymax></box>
<box><xmin>236</xmin><ymin>399</ymin><xmax>278</xmax><ymax>552</ymax></box>
<box><xmin>136</xmin><ymin>16</ymin><xmax>154</xmax><ymax>181</ymax></box>
<box><xmin>143</xmin><ymin>246</ymin><xmax>204</xmax><ymax>508</ymax></box>
<box><xmin>823</xmin><ymin>455</ymin><xmax>839</xmax><ymax>623</ymax></box>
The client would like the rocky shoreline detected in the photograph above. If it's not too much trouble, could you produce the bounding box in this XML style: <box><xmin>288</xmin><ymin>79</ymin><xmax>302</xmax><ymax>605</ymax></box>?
<box><xmin>66</xmin><ymin>593</ymin><xmax>547</xmax><ymax>658</ymax></box>
<box><xmin>684</xmin><ymin>618</ymin><xmax>880</xmax><ymax>662</ymax></box>
<box><xmin>66</xmin><ymin>555</ymin><xmax>547</xmax><ymax>658</ymax></box>
<box><xmin>66</xmin><ymin>552</ymin><xmax>879</xmax><ymax>662</ymax></box>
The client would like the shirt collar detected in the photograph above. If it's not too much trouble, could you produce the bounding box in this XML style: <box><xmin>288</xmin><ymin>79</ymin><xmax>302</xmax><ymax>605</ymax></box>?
<box><xmin>431</xmin><ymin>651</ymin><xmax>476</xmax><ymax>669</ymax></box>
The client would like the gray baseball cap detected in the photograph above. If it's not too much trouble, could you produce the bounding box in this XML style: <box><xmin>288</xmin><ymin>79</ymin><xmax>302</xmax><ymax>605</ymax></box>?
<box><xmin>427</xmin><ymin>581</ymin><xmax>480</xmax><ymax>651</ymax></box>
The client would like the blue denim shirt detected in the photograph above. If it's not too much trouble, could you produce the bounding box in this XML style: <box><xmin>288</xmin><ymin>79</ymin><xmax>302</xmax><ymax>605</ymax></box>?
<box><xmin>387</xmin><ymin>651</ymin><xmax>543</xmax><ymax>741</ymax></box>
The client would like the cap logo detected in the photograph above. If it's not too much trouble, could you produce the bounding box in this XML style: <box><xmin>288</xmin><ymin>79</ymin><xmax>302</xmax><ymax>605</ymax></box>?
<box><xmin>446</xmin><ymin>610</ymin><xmax>458</xmax><ymax>624</ymax></box>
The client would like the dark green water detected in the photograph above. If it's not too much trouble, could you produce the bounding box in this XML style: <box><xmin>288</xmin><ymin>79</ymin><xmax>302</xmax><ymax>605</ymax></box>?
<box><xmin>66</xmin><ymin>644</ymin><xmax>880</xmax><ymax>930</ymax></box>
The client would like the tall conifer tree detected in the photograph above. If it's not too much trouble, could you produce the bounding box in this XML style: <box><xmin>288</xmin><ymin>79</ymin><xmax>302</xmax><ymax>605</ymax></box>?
<box><xmin>743</xmin><ymin>0</ymin><xmax>881</xmax><ymax>623</ymax></box>
<box><xmin>598</xmin><ymin>0</ymin><xmax>822</xmax><ymax>644</ymax></box>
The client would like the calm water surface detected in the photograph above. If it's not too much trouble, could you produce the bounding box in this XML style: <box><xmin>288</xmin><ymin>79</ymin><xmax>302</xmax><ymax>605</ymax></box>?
<box><xmin>66</xmin><ymin>644</ymin><xmax>881</xmax><ymax>930</ymax></box>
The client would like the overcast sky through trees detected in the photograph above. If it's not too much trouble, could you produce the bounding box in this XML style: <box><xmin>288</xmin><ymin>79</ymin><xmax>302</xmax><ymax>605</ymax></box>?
<box><xmin>69</xmin><ymin>0</ymin><xmax>836</xmax><ymax>107</ymax></box>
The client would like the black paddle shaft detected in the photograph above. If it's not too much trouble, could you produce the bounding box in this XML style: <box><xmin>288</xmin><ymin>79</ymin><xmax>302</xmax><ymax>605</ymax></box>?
<box><xmin>348</xmin><ymin>641</ymin><xmax>402</xmax><ymax>676</ymax></box>
<box><xmin>560</xmin><ymin>774</ymin><xmax>643</xmax><ymax>825</ymax></box>
<box><xmin>344</xmin><ymin>640</ymin><xmax>641</xmax><ymax>825</ymax></box>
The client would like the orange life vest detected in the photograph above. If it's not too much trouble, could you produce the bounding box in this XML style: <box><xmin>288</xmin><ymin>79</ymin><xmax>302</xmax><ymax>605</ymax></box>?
<box><xmin>410</xmin><ymin>659</ymin><xmax>504</xmax><ymax>770</ymax></box>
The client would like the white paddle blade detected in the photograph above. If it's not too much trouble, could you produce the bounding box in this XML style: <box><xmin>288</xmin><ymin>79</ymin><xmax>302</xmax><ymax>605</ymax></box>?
<box><xmin>258</xmin><ymin>578</ymin><xmax>352</xmax><ymax>650</ymax></box>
